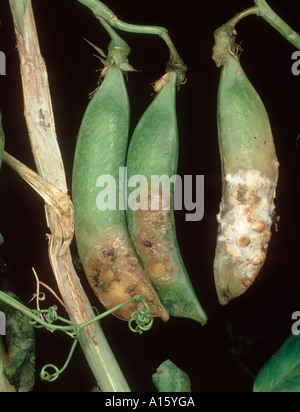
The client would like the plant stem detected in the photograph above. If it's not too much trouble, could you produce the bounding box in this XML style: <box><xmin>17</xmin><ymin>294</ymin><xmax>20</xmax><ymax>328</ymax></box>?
<box><xmin>76</xmin><ymin>0</ymin><xmax>187</xmax><ymax>82</ymax></box>
<box><xmin>254</xmin><ymin>0</ymin><xmax>300</xmax><ymax>50</ymax></box>
<box><xmin>226</xmin><ymin>0</ymin><xmax>300</xmax><ymax>50</ymax></box>
<box><xmin>227</xmin><ymin>7</ymin><xmax>259</xmax><ymax>27</ymax></box>
<box><xmin>99</xmin><ymin>17</ymin><xmax>132</xmax><ymax>68</ymax></box>
<box><xmin>0</xmin><ymin>291</ymin><xmax>75</xmax><ymax>334</ymax></box>
<box><xmin>0</xmin><ymin>291</ymin><xmax>150</xmax><ymax>336</ymax></box>
<box><xmin>0</xmin><ymin>291</ymin><xmax>152</xmax><ymax>384</ymax></box>
<box><xmin>8</xmin><ymin>0</ymin><xmax>130</xmax><ymax>392</ymax></box>
<box><xmin>213</xmin><ymin>1</ymin><xmax>300</xmax><ymax>67</ymax></box>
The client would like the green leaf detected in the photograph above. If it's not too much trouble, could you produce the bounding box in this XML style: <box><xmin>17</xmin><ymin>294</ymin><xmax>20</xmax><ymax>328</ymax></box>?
<box><xmin>0</xmin><ymin>336</ymin><xmax>16</xmax><ymax>392</ymax></box>
<box><xmin>0</xmin><ymin>292</ymin><xmax>36</xmax><ymax>392</ymax></box>
<box><xmin>152</xmin><ymin>360</ymin><xmax>191</xmax><ymax>392</ymax></box>
<box><xmin>254</xmin><ymin>334</ymin><xmax>300</xmax><ymax>392</ymax></box>
<box><xmin>118</xmin><ymin>62</ymin><xmax>137</xmax><ymax>73</ymax></box>
<box><xmin>84</xmin><ymin>38</ymin><xmax>107</xmax><ymax>59</ymax></box>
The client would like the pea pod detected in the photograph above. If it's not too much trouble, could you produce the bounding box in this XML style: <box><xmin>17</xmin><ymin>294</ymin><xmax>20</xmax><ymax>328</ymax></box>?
<box><xmin>72</xmin><ymin>38</ymin><xmax>169</xmax><ymax>322</ymax></box>
<box><xmin>126</xmin><ymin>69</ymin><xmax>207</xmax><ymax>324</ymax></box>
<box><xmin>152</xmin><ymin>359</ymin><xmax>192</xmax><ymax>392</ymax></box>
<box><xmin>213</xmin><ymin>26</ymin><xmax>279</xmax><ymax>305</ymax></box>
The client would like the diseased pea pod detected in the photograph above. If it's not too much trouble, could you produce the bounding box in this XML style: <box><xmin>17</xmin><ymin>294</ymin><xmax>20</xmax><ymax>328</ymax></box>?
<box><xmin>72</xmin><ymin>38</ymin><xmax>169</xmax><ymax>323</ymax></box>
<box><xmin>213</xmin><ymin>26</ymin><xmax>279</xmax><ymax>305</ymax></box>
<box><xmin>126</xmin><ymin>70</ymin><xmax>207</xmax><ymax>324</ymax></box>
<box><xmin>152</xmin><ymin>359</ymin><xmax>192</xmax><ymax>392</ymax></box>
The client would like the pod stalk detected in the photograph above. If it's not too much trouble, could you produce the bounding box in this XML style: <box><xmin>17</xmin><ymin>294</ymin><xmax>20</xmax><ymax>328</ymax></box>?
<box><xmin>76</xmin><ymin>0</ymin><xmax>187</xmax><ymax>83</ymax></box>
<box><xmin>213</xmin><ymin>1</ymin><xmax>300</xmax><ymax>56</ymax></box>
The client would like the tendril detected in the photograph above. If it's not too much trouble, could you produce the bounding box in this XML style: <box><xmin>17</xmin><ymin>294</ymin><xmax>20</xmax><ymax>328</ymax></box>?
<box><xmin>129</xmin><ymin>295</ymin><xmax>153</xmax><ymax>334</ymax></box>
<box><xmin>0</xmin><ymin>291</ymin><xmax>154</xmax><ymax>383</ymax></box>
<box><xmin>43</xmin><ymin>305</ymin><xmax>59</xmax><ymax>323</ymax></box>
<box><xmin>40</xmin><ymin>364</ymin><xmax>60</xmax><ymax>383</ymax></box>
<box><xmin>40</xmin><ymin>338</ymin><xmax>79</xmax><ymax>383</ymax></box>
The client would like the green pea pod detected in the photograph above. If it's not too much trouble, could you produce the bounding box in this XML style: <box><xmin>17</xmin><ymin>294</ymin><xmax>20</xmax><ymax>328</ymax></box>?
<box><xmin>126</xmin><ymin>70</ymin><xmax>207</xmax><ymax>324</ymax></box>
<box><xmin>213</xmin><ymin>28</ymin><xmax>279</xmax><ymax>305</ymax></box>
<box><xmin>72</xmin><ymin>40</ymin><xmax>169</xmax><ymax>322</ymax></box>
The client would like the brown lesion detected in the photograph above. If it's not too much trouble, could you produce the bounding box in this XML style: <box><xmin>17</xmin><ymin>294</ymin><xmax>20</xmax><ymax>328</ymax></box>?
<box><xmin>237</xmin><ymin>235</ymin><xmax>251</xmax><ymax>248</ymax></box>
<box><xmin>137</xmin><ymin>228</ymin><xmax>176</xmax><ymax>283</ymax></box>
<box><xmin>140</xmin><ymin>231</ymin><xmax>155</xmax><ymax>254</ymax></box>
<box><xmin>236</xmin><ymin>182</ymin><xmax>262</xmax><ymax>209</ymax></box>
<box><xmin>134</xmin><ymin>190</ymin><xmax>178</xmax><ymax>284</ymax></box>
<box><xmin>85</xmin><ymin>229</ymin><xmax>169</xmax><ymax>322</ymax></box>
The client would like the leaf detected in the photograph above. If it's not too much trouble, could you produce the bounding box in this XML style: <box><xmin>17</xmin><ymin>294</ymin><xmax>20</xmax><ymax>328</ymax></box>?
<box><xmin>0</xmin><ymin>336</ymin><xmax>16</xmax><ymax>392</ymax></box>
<box><xmin>254</xmin><ymin>334</ymin><xmax>300</xmax><ymax>392</ymax></box>
<box><xmin>0</xmin><ymin>292</ymin><xmax>36</xmax><ymax>392</ymax></box>
<box><xmin>84</xmin><ymin>38</ymin><xmax>107</xmax><ymax>59</ymax></box>
<box><xmin>152</xmin><ymin>360</ymin><xmax>191</xmax><ymax>392</ymax></box>
<box><xmin>118</xmin><ymin>62</ymin><xmax>137</xmax><ymax>73</ymax></box>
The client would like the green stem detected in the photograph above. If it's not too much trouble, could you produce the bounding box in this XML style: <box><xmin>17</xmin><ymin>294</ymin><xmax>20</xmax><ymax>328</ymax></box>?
<box><xmin>226</xmin><ymin>0</ymin><xmax>300</xmax><ymax>50</ymax></box>
<box><xmin>80</xmin><ymin>297</ymin><xmax>136</xmax><ymax>329</ymax></box>
<box><xmin>254</xmin><ymin>0</ymin><xmax>300</xmax><ymax>50</ymax></box>
<box><xmin>227</xmin><ymin>7</ymin><xmax>259</xmax><ymax>27</ymax></box>
<box><xmin>99</xmin><ymin>16</ymin><xmax>132</xmax><ymax>67</ymax></box>
<box><xmin>0</xmin><ymin>292</ymin><xmax>70</xmax><ymax>333</ymax></box>
<box><xmin>40</xmin><ymin>338</ymin><xmax>80</xmax><ymax>383</ymax></box>
<box><xmin>0</xmin><ymin>291</ymin><xmax>151</xmax><ymax>336</ymax></box>
<box><xmin>0</xmin><ymin>291</ymin><xmax>153</xmax><ymax>384</ymax></box>
<box><xmin>40</xmin><ymin>295</ymin><xmax>153</xmax><ymax>382</ymax></box>
<box><xmin>213</xmin><ymin>1</ymin><xmax>300</xmax><ymax>66</ymax></box>
<box><xmin>76</xmin><ymin>0</ymin><xmax>186</xmax><ymax>81</ymax></box>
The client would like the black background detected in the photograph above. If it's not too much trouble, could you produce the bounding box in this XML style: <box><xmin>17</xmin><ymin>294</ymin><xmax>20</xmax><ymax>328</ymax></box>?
<box><xmin>0</xmin><ymin>0</ymin><xmax>299</xmax><ymax>393</ymax></box>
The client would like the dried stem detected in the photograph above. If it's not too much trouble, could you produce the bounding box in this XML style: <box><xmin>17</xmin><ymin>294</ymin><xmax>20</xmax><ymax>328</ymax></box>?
<box><xmin>8</xmin><ymin>0</ymin><xmax>130</xmax><ymax>392</ymax></box>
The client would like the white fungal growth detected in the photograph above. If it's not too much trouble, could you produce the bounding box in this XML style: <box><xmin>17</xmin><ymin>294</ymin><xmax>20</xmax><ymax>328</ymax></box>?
<box><xmin>214</xmin><ymin>166</ymin><xmax>278</xmax><ymax>304</ymax></box>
